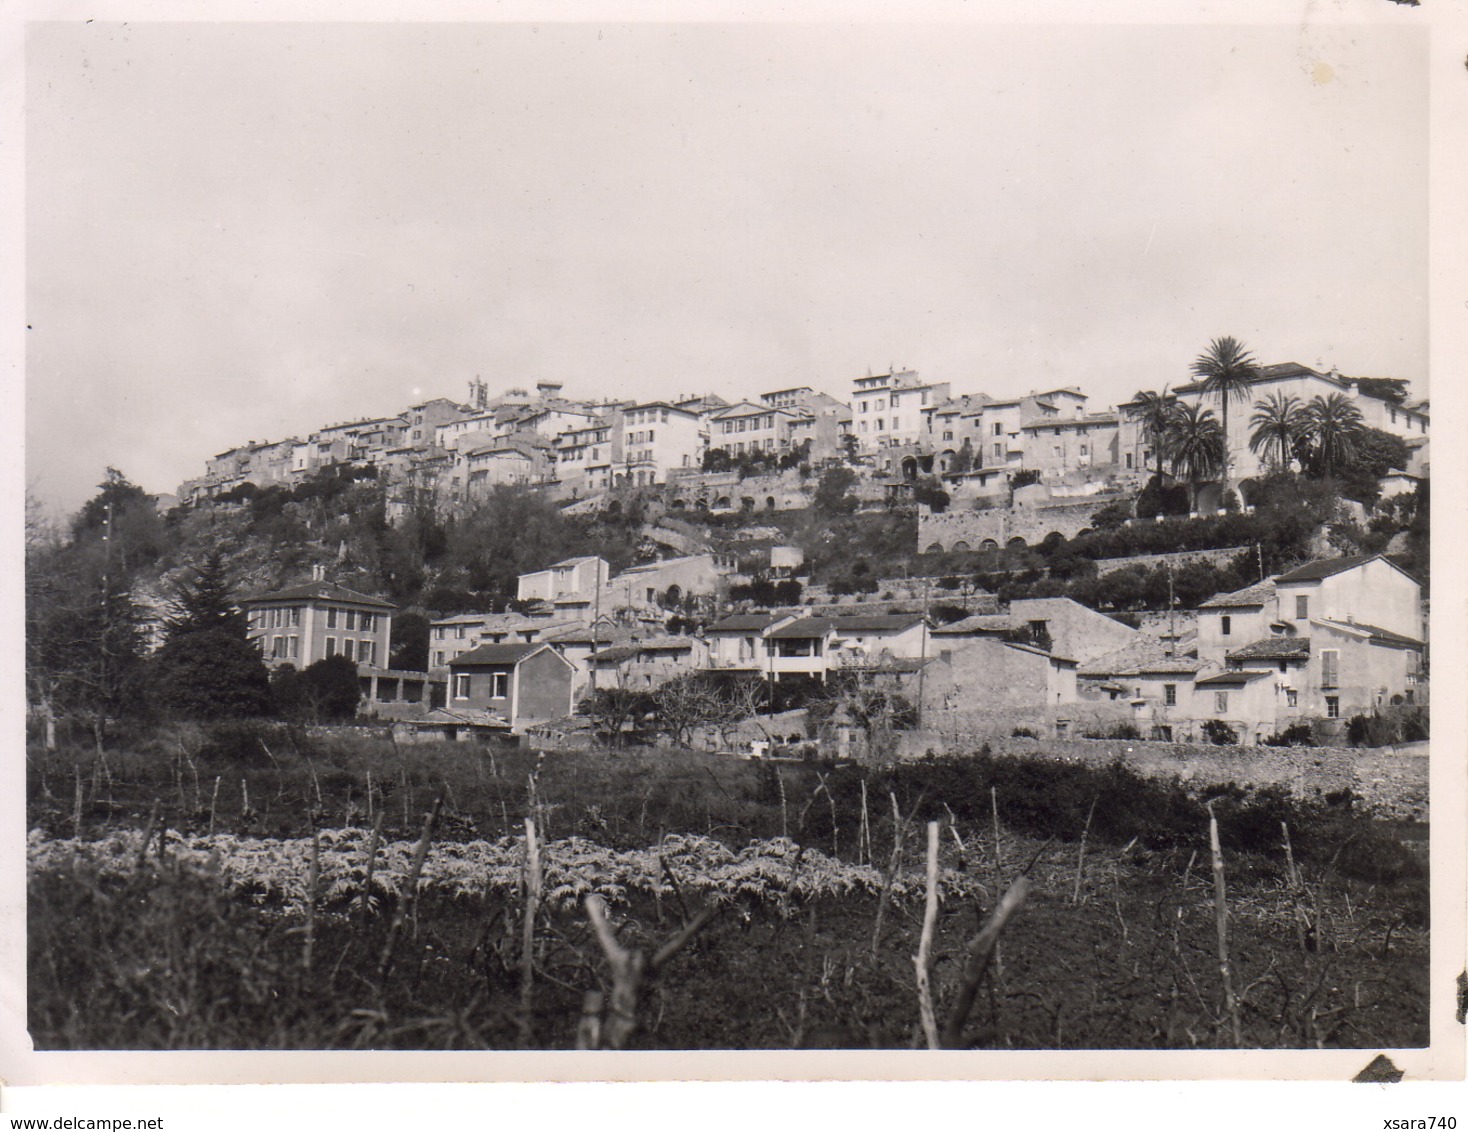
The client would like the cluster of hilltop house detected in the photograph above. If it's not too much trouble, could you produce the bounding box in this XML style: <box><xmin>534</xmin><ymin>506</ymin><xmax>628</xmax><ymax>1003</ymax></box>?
<box><xmin>175</xmin><ymin>360</ymin><xmax>1428</xmax><ymax>519</ymax></box>
<box><xmin>239</xmin><ymin>548</ymin><xmax>1426</xmax><ymax>749</ymax></box>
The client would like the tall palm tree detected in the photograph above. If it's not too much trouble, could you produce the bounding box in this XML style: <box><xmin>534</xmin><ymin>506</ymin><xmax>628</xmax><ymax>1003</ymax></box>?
<box><xmin>1190</xmin><ymin>336</ymin><xmax>1261</xmax><ymax>487</ymax></box>
<box><xmin>1168</xmin><ymin>402</ymin><xmax>1225</xmax><ymax>513</ymax></box>
<box><xmin>1302</xmin><ymin>392</ymin><xmax>1364</xmax><ymax>479</ymax></box>
<box><xmin>1248</xmin><ymin>391</ymin><xmax>1307</xmax><ymax>474</ymax></box>
<box><xmin>1129</xmin><ymin>389</ymin><xmax>1179</xmax><ymax>483</ymax></box>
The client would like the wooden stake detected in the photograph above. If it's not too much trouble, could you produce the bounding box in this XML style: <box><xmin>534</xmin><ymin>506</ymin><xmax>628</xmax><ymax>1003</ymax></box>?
<box><xmin>1072</xmin><ymin>796</ymin><xmax>1098</xmax><ymax>906</ymax></box>
<box><xmin>304</xmin><ymin>830</ymin><xmax>320</xmax><ymax>973</ymax></box>
<box><xmin>1282</xmin><ymin>821</ymin><xmax>1310</xmax><ymax>955</ymax></box>
<box><xmin>870</xmin><ymin>791</ymin><xmax>908</xmax><ymax>956</ymax></box>
<box><xmin>378</xmin><ymin>796</ymin><xmax>441</xmax><ymax>981</ymax></box>
<box><xmin>580</xmin><ymin>893</ymin><xmax>718</xmax><ymax>1050</ymax></box>
<box><xmin>991</xmin><ymin>786</ymin><xmax>1005</xmax><ymax>978</ymax></box>
<box><xmin>519</xmin><ymin>817</ymin><xmax>543</xmax><ymax>1047</ymax></box>
<box><xmin>136</xmin><ymin>800</ymin><xmax>159</xmax><ymax>869</ymax></box>
<box><xmin>72</xmin><ymin>764</ymin><xmax>83</xmax><ymax>840</ymax></box>
<box><xmin>1208</xmin><ymin>803</ymin><xmax>1243</xmax><ymax>1045</ymax></box>
<box><xmin>360</xmin><ymin>810</ymin><xmax>385</xmax><ymax>925</ymax></box>
<box><xmin>914</xmin><ymin>821</ymin><xmax>941</xmax><ymax>1049</ymax></box>
<box><xmin>859</xmin><ymin>778</ymin><xmax>872</xmax><ymax>865</ymax></box>
<box><xmin>941</xmin><ymin>874</ymin><xmax>1030</xmax><ymax>1049</ymax></box>
<box><xmin>208</xmin><ymin>775</ymin><xmax>221</xmax><ymax>837</ymax></box>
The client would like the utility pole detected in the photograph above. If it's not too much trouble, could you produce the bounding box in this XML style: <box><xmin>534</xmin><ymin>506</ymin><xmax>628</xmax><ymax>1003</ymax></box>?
<box><xmin>590</xmin><ymin>574</ymin><xmax>601</xmax><ymax>695</ymax></box>
<box><xmin>1256</xmin><ymin>541</ymin><xmax>1265</xmax><ymax>584</ymax></box>
<box><xmin>916</xmin><ymin>576</ymin><xmax>930</xmax><ymax>728</ymax></box>
<box><xmin>1166</xmin><ymin>559</ymin><xmax>1176</xmax><ymax>658</ymax></box>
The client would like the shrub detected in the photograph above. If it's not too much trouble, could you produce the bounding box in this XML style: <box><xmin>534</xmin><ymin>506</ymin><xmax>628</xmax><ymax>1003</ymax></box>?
<box><xmin>1200</xmin><ymin>719</ymin><xmax>1238</xmax><ymax>746</ymax></box>
<box><xmin>1263</xmin><ymin>722</ymin><xmax>1315</xmax><ymax>747</ymax></box>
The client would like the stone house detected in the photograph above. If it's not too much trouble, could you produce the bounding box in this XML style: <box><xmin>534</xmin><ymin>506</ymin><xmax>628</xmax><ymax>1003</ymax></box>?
<box><xmin>242</xmin><ymin>580</ymin><xmax>395</xmax><ymax>671</ymax></box>
<box><xmin>1006</xmin><ymin>597</ymin><xmax>1139</xmax><ymax>663</ymax></box>
<box><xmin>447</xmin><ymin>643</ymin><xmax>577</xmax><ymax>732</ymax></box>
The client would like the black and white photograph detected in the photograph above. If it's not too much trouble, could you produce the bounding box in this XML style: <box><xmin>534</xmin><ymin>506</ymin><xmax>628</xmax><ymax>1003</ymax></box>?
<box><xmin>6</xmin><ymin>1</ymin><xmax>1465</xmax><ymax>1112</ymax></box>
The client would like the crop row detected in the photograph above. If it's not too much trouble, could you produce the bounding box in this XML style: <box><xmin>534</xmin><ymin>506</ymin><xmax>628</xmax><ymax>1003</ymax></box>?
<box><xmin>26</xmin><ymin>827</ymin><xmax>981</xmax><ymax>915</ymax></box>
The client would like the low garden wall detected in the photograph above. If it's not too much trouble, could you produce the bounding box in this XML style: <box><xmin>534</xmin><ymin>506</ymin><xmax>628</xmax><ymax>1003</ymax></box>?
<box><xmin>890</xmin><ymin>733</ymin><xmax>1428</xmax><ymax>821</ymax></box>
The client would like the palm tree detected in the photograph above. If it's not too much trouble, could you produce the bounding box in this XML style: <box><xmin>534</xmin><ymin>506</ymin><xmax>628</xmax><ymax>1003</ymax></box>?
<box><xmin>1168</xmin><ymin>402</ymin><xmax>1225</xmax><ymax>513</ymax></box>
<box><xmin>1302</xmin><ymin>392</ymin><xmax>1364</xmax><ymax>478</ymax></box>
<box><xmin>1190</xmin><ymin>336</ymin><xmax>1261</xmax><ymax>487</ymax></box>
<box><xmin>1248</xmin><ymin>391</ymin><xmax>1307</xmax><ymax>474</ymax></box>
<box><xmin>1129</xmin><ymin>389</ymin><xmax>1179</xmax><ymax>483</ymax></box>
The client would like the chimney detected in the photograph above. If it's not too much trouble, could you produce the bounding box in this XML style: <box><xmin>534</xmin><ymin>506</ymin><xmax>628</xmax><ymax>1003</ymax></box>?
<box><xmin>310</xmin><ymin>563</ymin><xmax>325</xmax><ymax>582</ymax></box>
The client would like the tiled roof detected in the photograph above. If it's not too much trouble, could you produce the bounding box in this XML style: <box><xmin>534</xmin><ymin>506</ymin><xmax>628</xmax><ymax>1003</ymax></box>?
<box><xmin>768</xmin><ymin>617</ymin><xmax>833</xmax><ymax>640</ymax></box>
<box><xmin>1274</xmin><ymin>554</ymin><xmax>1384</xmax><ymax>583</ymax></box>
<box><xmin>541</xmin><ymin>623</ymin><xmax>632</xmax><ymax>645</ymax></box>
<box><xmin>1315</xmin><ymin>618</ymin><xmax>1425</xmax><ymax>649</ymax></box>
<box><xmin>1077</xmin><ymin>639</ymin><xmax>1170</xmax><ymax>677</ymax></box>
<box><xmin>831</xmin><ymin>614</ymin><xmax>926</xmax><ymax>632</ymax></box>
<box><xmin>243</xmin><ymin>581</ymin><xmax>396</xmax><ymax>609</ymax></box>
<box><xmin>636</xmin><ymin>636</ymin><xmax>700</xmax><ymax>652</ymax></box>
<box><xmin>931</xmin><ymin>614</ymin><xmax>1017</xmax><ymax>636</ymax></box>
<box><xmin>588</xmin><ymin>645</ymin><xmax>640</xmax><ymax>663</ymax></box>
<box><xmin>1195</xmin><ymin>669</ymin><xmax>1274</xmax><ymax>686</ymax></box>
<box><xmin>708</xmin><ymin>613</ymin><xmax>789</xmax><ymax>633</ymax></box>
<box><xmin>413</xmin><ymin>707</ymin><xmax>511</xmax><ymax>728</ymax></box>
<box><xmin>449</xmin><ymin>643</ymin><xmax>547</xmax><ymax>667</ymax></box>
<box><xmin>1199</xmin><ymin>579</ymin><xmax>1276</xmax><ymax>609</ymax></box>
<box><xmin>1226</xmin><ymin>636</ymin><xmax>1311</xmax><ymax>661</ymax></box>
<box><xmin>1120</xmin><ymin>656</ymin><xmax>1205</xmax><ymax>676</ymax></box>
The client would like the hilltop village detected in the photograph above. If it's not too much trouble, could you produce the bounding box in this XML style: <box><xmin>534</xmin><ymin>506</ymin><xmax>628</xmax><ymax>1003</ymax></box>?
<box><xmin>41</xmin><ymin>347</ymin><xmax>1430</xmax><ymax>757</ymax></box>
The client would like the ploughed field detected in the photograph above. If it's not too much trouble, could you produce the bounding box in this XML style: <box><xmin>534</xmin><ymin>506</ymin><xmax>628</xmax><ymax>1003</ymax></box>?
<box><xmin>25</xmin><ymin>727</ymin><xmax>1429</xmax><ymax>1050</ymax></box>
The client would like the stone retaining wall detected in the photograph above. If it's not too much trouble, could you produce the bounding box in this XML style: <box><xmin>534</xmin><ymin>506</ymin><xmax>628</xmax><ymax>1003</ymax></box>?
<box><xmin>918</xmin><ymin>500</ymin><xmax>1104</xmax><ymax>553</ymax></box>
<box><xmin>890</xmin><ymin>733</ymin><xmax>1428</xmax><ymax>821</ymax></box>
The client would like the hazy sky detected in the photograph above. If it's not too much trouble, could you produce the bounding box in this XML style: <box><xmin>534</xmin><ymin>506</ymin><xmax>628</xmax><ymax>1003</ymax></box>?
<box><xmin>25</xmin><ymin>19</ymin><xmax>1427</xmax><ymax>513</ymax></box>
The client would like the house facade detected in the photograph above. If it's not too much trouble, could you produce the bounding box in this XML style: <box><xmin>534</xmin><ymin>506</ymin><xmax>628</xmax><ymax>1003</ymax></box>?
<box><xmin>447</xmin><ymin>643</ymin><xmax>577</xmax><ymax>731</ymax></box>
<box><xmin>850</xmin><ymin>370</ymin><xmax>951</xmax><ymax>452</ymax></box>
<box><xmin>242</xmin><ymin>581</ymin><xmax>395</xmax><ymax>670</ymax></box>
<box><xmin>517</xmin><ymin>556</ymin><xmax>611</xmax><ymax>606</ymax></box>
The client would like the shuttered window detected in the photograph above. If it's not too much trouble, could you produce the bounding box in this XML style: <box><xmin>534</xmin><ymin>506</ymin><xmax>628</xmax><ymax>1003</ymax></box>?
<box><xmin>1321</xmin><ymin>649</ymin><xmax>1339</xmax><ymax>688</ymax></box>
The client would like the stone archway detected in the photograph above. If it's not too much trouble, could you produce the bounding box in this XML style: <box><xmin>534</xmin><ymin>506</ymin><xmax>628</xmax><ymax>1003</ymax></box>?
<box><xmin>951</xmin><ymin>540</ymin><xmax>971</xmax><ymax>553</ymax></box>
<box><xmin>715</xmin><ymin>495</ymin><xmax>732</xmax><ymax>509</ymax></box>
<box><xmin>938</xmin><ymin>449</ymin><xmax>956</xmax><ymax>473</ymax></box>
<box><xmin>1006</xmin><ymin>536</ymin><xmax>1027</xmax><ymax>550</ymax></box>
<box><xmin>979</xmin><ymin>538</ymin><xmax>999</xmax><ymax>552</ymax></box>
<box><xmin>670</xmin><ymin>498</ymin><xmax>686</xmax><ymax>509</ymax></box>
<box><xmin>900</xmin><ymin>456</ymin><xmax>920</xmax><ymax>480</ymax></box>
<box><xmin>766</xmin><ymin>496</ymin><xmax>777</xmax><ymax>511</ymax></box>
<box><xmin>925</xmin><ymin>542</ymin><xmax>945</xmax><ymax>554</ymax></box>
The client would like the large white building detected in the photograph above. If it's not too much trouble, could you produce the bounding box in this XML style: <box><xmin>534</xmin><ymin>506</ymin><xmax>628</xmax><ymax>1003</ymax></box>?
<box><xmin>619</xmin><ymin>401</ymin><xmax>705</xmax><ymax>486</ymax></box>
<box><xmin>850</xmin><ymin>370</ymin><xmax>951</xmax><ymax>452</ymax></box>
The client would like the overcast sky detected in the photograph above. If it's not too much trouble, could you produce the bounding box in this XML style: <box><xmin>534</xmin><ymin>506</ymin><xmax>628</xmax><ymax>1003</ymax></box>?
<box><xmin>24</xmin><ymin>19</ymin><xmax>1427</xmax><ymax>514</ymax></box>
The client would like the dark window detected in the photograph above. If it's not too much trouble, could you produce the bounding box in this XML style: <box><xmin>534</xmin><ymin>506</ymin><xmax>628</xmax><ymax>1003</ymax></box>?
<box><xmin>1164</xmin><ymin>684</ymin><xmax>1176</xmax><ymax>706</ymax></box>
<box><xmin>1221</xmin><ymin>615</ymin><xmax>1231</xmax><ymax>636</ymax></box>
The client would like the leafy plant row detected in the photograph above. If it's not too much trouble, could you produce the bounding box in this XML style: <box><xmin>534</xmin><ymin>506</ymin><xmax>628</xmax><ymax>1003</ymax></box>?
<box><xmin>26</xmin><ymin>828</ymin><xmax>977</xmax><ymax>916</ymax></box>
